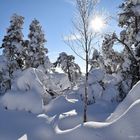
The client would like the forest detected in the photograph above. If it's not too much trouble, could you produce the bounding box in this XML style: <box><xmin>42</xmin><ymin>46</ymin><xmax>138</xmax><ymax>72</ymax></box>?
<box><xmin>0</xmin><ymin>0</ymin><xmax>140</xmax><ymax>140</ymax></box>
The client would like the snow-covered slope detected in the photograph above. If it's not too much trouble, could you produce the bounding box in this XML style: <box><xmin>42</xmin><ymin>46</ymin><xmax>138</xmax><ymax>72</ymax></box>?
<box><xmin>54</xmin><ymin>99</ymin><xmax>140</xmax><ymax>140</ymax></box>
<box><xmin>55</xmin><ymin>81</ymin><xmax>140</xmax><ymax>140</ymax></box>
<box><xmin>107</xmin><ymin>80</ymin><xmax>140</xmax><ymax>121</ymax></box>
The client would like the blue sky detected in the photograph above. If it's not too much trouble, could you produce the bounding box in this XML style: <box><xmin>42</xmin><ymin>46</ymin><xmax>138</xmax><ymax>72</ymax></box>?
<box><xmin>0</xmin><ymin>0</ymin><xmax>123</xmax><ymax>70</ymax></box>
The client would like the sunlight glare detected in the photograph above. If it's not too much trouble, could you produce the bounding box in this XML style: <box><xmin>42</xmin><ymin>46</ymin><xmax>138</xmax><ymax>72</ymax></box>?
<box><xmin>91</xmin><ymin>16</ymin><xmax>105</xmax><ymax>32</ymax></box>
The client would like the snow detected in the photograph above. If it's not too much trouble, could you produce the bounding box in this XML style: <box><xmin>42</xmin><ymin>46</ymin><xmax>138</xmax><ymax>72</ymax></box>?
<box><xmin>122</xmin><ymin>57</ymin><xmax>131</xmax><ymax>71</ymax></box>
<box><xmin>88</xmin><ymin>68</ymin><xmax>104</xmax><ymax>84</ymax></box>
<box><xmin>0</xmin><ymin>67</ymin><xmax>140</xmax><ymax>140</ymax></box>
<box><xmin>103</xmin><ymin>73</ymin><xmax>122</xmax><ymax>85</ymax></box>
<box><xmin>0</xmin><ymin>108</ymin><xmax>54</xmax><ymax>140</ymax></box>
<box><xmin>131</xmin><ymin>0</ymin><xmax>140</xmax><ymax>5</ymax></box>
<box><xmin>0</xmin><ymin>67</ymin><xmax>72</xmax><ymax>114</ymax></box>
<box><xmin>78</xmin><ymin>82</ymin><xmax>103</xmax><ymax>103</ymax></box>
<box><xmin>1</xmin><ymin>91</ymin><xmax>43</xmax><ymax>114</ymax></box>
<box><xmin>12</xmin><ymin>68</ymin><xmax>48</xmax><ymax>96</ymax></box>
<box><xmin>0</xmin><ymin>68</ymin><xmax>53</xmax><ymax>114</ymax></box>
<box><xmin>49</xmin><ymin>72</ymin><xmax>71</xmax><ymax>92</ymax></box>
<box><xmin>18</xmin><ymin>134</ymin><xmax>27</xmax><ymax>140</ymax></box>
<box><xmin>55</xmin><ymin>98</ymin><xmax>140</xmax><ymax>140</ymax></box>
<box><xmin>52</xmin><ymin>81</ymin><xmax>140</xmax><ymax>140</ymax></box>
<box><xmin>107</xmin><ymin>80</ymin><xmax>140</xmax><ymax>121</ymax></box>
<box><xmin>132</xmin><ymin>5</ymin><xmax>140</xmax><ymax>16</ymax></box>
<box><xmin>0</xmin><ymin>79</ymin><xmax>140</xmax><ymax>140</ymax></box>
<box><xmin>102</xmin><ymin>84</ymin><xmax>119</xmax><ymax>102</ymax></box>
<box><xmin>1</xmin><ymin>1</ymin><xmax>140</xmax><ymax>139</ymax></box>
<box><xmin>0</xmin><ymin>55</ymin><xmax>7</xmax><ymax>72</ymax></box>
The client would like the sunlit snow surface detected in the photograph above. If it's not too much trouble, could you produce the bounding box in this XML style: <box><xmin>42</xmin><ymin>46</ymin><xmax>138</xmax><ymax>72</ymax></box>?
<box><xmin>0</xmin><ymin>81</ymin><xmax>140</xmax><ymax>140</ymax></box>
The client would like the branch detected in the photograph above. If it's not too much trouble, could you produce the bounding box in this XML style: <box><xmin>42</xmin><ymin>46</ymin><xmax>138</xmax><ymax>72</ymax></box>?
<box><xmin>64</xmin><ymin>39</ymin><xmax>86</xmax><ymax>61</ymax></box>
<box><xmin>115</xmin><ymin>36</ymin><xmax>137</xmax><ymax>62</ymax></box>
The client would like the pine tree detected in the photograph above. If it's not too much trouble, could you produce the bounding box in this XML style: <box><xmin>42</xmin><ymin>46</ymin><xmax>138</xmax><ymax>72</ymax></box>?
<box><xmin>0</xmin><ymin>55</ymin><xmax>10</xmax><ymax>94</ymax></box>
<box><xmin>1</xmin><ymin>13</ymin><xmax>25</xmax><ymax>90</ymax></box>
<box><xmin>102</xmin><ymin>33</ymin><xmax>123</xmax><ymax>74</ymax></box>
<box><xmin>118</xmin><ymin>0</ymin><xmax>140</xmax><ymax>87</ymax></box>
<box><xmin>54</xmin><ymin>52</ymin><xmax>81</xmax><ymax>84</ymax></box>
<box><xmin>28</xmin><ymin>19</ymin><xmax>48</xmax><ymax>69</ymax></box>
<box><xmin>90</xmin><ymin>48</ymin><xmax>105</xmax><ymax>70</ymax></box>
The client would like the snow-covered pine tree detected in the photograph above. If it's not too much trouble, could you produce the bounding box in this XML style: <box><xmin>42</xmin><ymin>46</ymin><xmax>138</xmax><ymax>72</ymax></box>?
<box><xmin>117</xmin><ymin>0</ymin><xmax>140</xmax><ymax>90</ymax></box>
<box><xmin>90</xmin><ymin>48</ymin><xmax>105</xmax><ymax>70</ymax></box>
<box><xmin>1</xmin><ymin>14</ymin><xmax>25</xmax><ymax>90</ymax></box>
<box><xmin>102</xmin><ymin>33</ymin><xmax>123</xmax><ymax>74</ymax></box>
<box><xmin>0</xmin><ymin>55</ymin><xmax>10</xmax><ymax>94</ymax></box>
<box><xmin>54</xmin><ymin>52</ymin><xmax>81</xmax><ymax>84</ymax></box>
<box><xmin>21</xmin><ymin>40</ymin><xmax>30</xmax><ymax>69</ymax></box>
<box><xmin>28</xmin><ymin>19</ymin><xmax>49</xmax><ymax>71</ymax></box>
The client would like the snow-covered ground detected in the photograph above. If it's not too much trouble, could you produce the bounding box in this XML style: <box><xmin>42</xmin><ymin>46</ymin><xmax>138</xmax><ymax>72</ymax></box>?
<box><xmin>0</xmin><ymin>81</ymin><xmax>140</xmax><ymax>140</ymax></box>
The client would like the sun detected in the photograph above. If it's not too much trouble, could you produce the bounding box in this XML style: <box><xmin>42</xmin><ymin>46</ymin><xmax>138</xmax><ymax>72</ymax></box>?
<box><xmin>90</xmin><ymin>16</ymin><xmax>105</xmax><ymax>32</ymax></box>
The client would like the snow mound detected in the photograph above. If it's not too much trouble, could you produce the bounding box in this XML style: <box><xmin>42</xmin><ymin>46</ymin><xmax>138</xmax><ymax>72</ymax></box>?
<box><xmin>54</xmin><ymin>99</ymin><xmax>140</xmax><ymax>140</ymax></box>
<box><xmin>107</xmin><ymin>80</ymin><xmax>140</xmax><ymax>121</ymax></box>
<box><xmin>102</xmin><ymin>84</ymin><xmax>119</xmax><ymax>102</ymax></box>
<box><xmin>1</xmin><ymin>80</ymin><xmax>140</xmax><ymax>139</ymax></box>
<box><xmin>88</xmin><ymin>68</ymin><xmax>104</xmax><ymax>84</ymax></box>
<box><xmin>79</xmin><ymin>82</ymin><xmax>103</xmax><ymax>103</ymax></box>
<box><xmin>0</xmin><ymin>108</ymin><xmax>54</xmax><ymax>140</ymax></box>
<box><xmin>44</xmin><ymin>95</ymin><xmax>78</xmax><ymax>116</ymax></box>
<box><xmin>1</xmin><ymin>68</ymin><xmax>53</xmax><ymax>114</ymax></box>
<box><xmin>49</xmin><ymin>72</ymin><xmax>71</xmax><ymax>92</ymax></box>
<box><xmin>1</xmin><ymin>91</ymin><xmax>43</xmax><ymax>114</ymax></box>
<box><xmin>103</xmin><ymin>73</ymin><xmax>122</xmax><ymax>85</ymax></box>
<box><xmin>12</xmin><ymin>68</ymin><xmax>48</xmax><ymax>95</ymax></box>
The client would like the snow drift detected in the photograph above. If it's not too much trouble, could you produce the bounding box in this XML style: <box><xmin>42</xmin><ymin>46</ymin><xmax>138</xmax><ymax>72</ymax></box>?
<box><xmin>1</xmin><ymin>68</ymin><xmax>52</xmax><ymax>114</ymax></box>
<box><xmin>54</xmin><ymin>81</ymin><xmax>140</xmax><ymax>140</ymax></box>
<box><xmin>54</xmin><ymin>99</ymin><xmax>140</xmax><ymax>140</ymax></box>
<box><xmin>0</xmin><ymin>80</ymin><xmax>140</xmax><ymax>140</ymax></box>
<box><xmin>107</xmin><ymin>80</ymin><xmax>140</xmax><ymax>121</ymax></box>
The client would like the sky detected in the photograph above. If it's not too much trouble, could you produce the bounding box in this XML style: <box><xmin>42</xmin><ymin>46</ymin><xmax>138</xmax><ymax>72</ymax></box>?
<box><xmin>0</xmin><ymin>0</ymin><xmax>123</xmax><ymax>71</ymax></box>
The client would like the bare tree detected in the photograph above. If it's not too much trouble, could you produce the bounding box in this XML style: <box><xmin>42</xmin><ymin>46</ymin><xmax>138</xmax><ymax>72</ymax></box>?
<box><xmin>65</xmin><ymin>0</ymin><xmax>99</xmax><ymax>122</ymax></box>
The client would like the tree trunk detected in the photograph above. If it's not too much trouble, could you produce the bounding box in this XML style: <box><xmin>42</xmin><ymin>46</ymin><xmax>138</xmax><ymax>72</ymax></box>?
<box><xmin>67</xmin><ymin>60</ymin><xmax>72</xmax><ymax>82</ymax></box>
<box><xmin>135</xmin><ymin>16</ymin><xmax>138</xmax><ymax>34</ymax></box>
<box><xmin>83</xmin><ymin>50</ymin><xmax>88</xmax><ymax>122</ymax></box>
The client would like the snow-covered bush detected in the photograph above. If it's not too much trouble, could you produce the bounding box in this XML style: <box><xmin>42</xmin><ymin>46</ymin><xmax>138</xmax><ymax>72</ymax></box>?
<box><xmin>0</xmin><ymin>68</ymin><xmax>53</xmax><ymax>113</ymax></box>
<box><xmin>79</xmin><ymin>68</ymin><xmax>104</xmax><ymax>104</ymax></box>
<box><xmin>79</xmin><ymin>82</ymin><xmax>103</xmax><ymax>104</ymax></box>
<box><xmin>88</xmin><ymin>68</ymin><xmax>105</xmax><ymax>84</ymax></box>
<box><xmin>90</xmin><ymin>49</ymin><xmax>105</xmax><ymax>70</ymax></box>
<box><xmin>49</xmin><ymin>72</ymin><xmax>71</xmax><ymax>92</ymax></box>
<box><xmin>78</xmin><ymin>68</ymin><xmax>123</xmax><ymax>103</ymax></box>
<box><xmin>102</xmin><ymin>73</ymin><xmax>122</xmax><ymax>102</ymax></box>
<box><xmin>0</xmin><ymin>67</ymin><xmax>72</xmax><ymax>113</ymax></box>
<box><xmin>102</xmin><ymin>84</ymin><xmax>119</xmax><ymax>102</ymax></box>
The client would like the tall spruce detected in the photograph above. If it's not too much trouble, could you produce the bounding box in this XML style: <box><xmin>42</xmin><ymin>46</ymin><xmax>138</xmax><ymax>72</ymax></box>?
<box><xmin>1</xmin><ymin>14</ymin><xmax>24</xmax><ymax>90</ymax></box>
<box><xmin>28</xmin><ymin>19</ymin><xmax>48</xmax><ymax>69</ymax></box>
